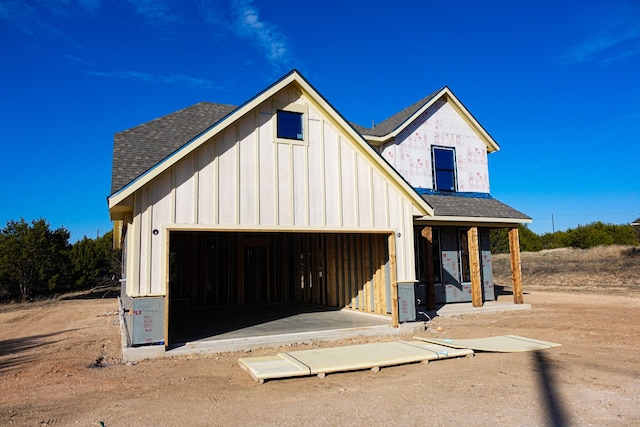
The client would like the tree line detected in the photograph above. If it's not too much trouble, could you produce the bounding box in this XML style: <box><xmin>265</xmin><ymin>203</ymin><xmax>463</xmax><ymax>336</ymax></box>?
<box><xmin>490</xmin><ymin>221</ymin><xmax>640</xmax><ymax>254</ymax></box>
<box><xmin>0</xmin><ymin>218</ymin><xmax>120</xmax><ymax>302</ymax></box>
<box><xmin>2</xmin><ymin>217</ymin><xmax>637</xmax><ymax>301</ymax></box>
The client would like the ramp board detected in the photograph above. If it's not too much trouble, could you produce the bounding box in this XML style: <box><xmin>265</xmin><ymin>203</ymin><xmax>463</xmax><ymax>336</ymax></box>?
<box><xmin>414</xmin><ymin>335</ymin><xmax>561</xmax><ymax>352</ymax></box>
<box><xmin>238</xmin><ymin>340</ymin><xmax>473</xmax><ymax>383</ymax></box>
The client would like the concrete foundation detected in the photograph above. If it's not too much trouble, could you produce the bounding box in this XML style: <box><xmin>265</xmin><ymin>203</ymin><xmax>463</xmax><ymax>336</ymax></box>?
<box><xmin>119</xmin><ymin>301</ymin><xmax>531</xmax><ymax>362</ymax></box>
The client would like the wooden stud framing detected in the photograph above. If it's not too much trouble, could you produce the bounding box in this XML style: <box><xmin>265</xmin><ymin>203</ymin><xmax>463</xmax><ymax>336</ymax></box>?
<box><xmin>349</xmin><ymin>235</ymin><xmax>357</xmax><ymax>308</ymax></box>
<box><xmin>364</xmin><ymin>235</ymin><xmax>372</xmax><ymax>312</ymax></box>
<box><xmin>164</xmin><ymin>230</ymin><xmax>397</xmax><ymax>338</ymax></box>
<box><xmin>341</xmin><ymin>234</ymin><xmax>349</xmax><ymax>308</ymax></box>
<box><xmin>509</xmin><ymin>227</ymin><xmax>524</xmax><ymax>304</ymax></box>
<box><xmin>421</xmin><ymin>226</ymin><xmax>436</xmax><ymax>310</ymax></box>
<box><xmin>467</xmin><ymin>227</ymin><xmax>482</xmax><ymax>307</ymax></box>
<box><xmin>389</xmin><ymin>233</ymin><xmax>399</xmax><ymax>328</ymax></box>
<box><xmin>326</xmin><ymin>234</ymin><xmax>336</xmax><ymax>306</ymax></box>
<box><xmin>374</xmin><ymin>236</ymin><xmax>385</xmax><ymax>314</ymax></box>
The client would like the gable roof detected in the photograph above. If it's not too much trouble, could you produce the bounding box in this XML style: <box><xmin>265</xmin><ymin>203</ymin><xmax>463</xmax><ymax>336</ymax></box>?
<box><xmin>111</xmin><ymin>102</ymin><xmax>236</xmax><ymax>194</ymax></box>
<box><xmin>108</xmin><ymin>70</ymin><xmax>434</xmax><ymax>217</ymax></box>
<box><xmin>350</xmin><ymin>90</ymin><xmax>441</xmax><ymax>137</ymax></box>
<box><xmin>352</xmin><ymin>87</ymin><xmax>500</xmax><ymax>153</ymax></box>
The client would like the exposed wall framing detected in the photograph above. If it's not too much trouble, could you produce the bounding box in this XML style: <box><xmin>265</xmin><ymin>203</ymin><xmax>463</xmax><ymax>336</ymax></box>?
<box><xmin>168</xmin><ymin>231</ymin><xmax>392</xmax><ymax>316</ymax></box>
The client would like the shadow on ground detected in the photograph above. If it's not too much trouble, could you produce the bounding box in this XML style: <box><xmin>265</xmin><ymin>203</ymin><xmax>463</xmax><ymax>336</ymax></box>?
<box><xmin>0</xmin><ymin>331</ymin><xmax>72</xmax><ymax>373</ymax></box>
<box><xmin>534</xmin><ymin>350</ymin><xmax>569</xmax><ymax>427</ymax></box>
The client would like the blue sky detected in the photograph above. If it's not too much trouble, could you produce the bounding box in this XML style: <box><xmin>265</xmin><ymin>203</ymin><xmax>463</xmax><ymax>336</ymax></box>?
<box><xmin>1</xmin><ymin>0</ymin><xmax>639</xmax><ymax>241</ymax></box>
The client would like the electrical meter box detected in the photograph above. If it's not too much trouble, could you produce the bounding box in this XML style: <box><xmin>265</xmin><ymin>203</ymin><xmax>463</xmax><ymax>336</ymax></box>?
<box><xmin>131</xmin><ymin>297</ymin><xmax>165</xmax><ymax>346</ymax></box>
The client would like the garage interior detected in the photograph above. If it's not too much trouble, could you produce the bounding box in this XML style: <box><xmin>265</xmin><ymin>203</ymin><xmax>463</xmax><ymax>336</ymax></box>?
<box><xmin>168</xmin><ymin>231</ymin><xmax>394</xmax><ymax>346</ymax></box>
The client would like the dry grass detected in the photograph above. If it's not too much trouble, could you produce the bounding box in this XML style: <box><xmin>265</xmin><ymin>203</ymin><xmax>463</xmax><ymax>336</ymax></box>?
<box><xmin>492</xmin><ymin>245</ymin><xmax>640</xmax><ymax>295</ymax></box>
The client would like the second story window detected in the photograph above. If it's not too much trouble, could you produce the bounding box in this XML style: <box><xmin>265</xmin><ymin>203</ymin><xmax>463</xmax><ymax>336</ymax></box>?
<box><xmin>277</xmin><ymin>110</ymin><xmax>304</xmax><ymax>141</ymax></box>
<box><xmin>432</xmin><ymin>147</ymin><xmax>457</xmax><ymax>192</ymax></box>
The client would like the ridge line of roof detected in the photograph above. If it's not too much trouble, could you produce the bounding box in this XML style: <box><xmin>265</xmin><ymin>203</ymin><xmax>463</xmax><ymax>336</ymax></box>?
<box><xmin>352</xmin><ymin>86</ymin><xmax>446</xmax><ymax>137</ymax></box>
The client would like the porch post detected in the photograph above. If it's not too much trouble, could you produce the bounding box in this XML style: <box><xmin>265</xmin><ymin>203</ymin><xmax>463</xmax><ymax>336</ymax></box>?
<box><xmin>388</xmin><ymin>233</ymin><xmax>399</xmax><ymax>328</ymax></box>
<box><xmin>467</xmin><ymin>227</ymin><xmax>482</xmax><ymax>307</ymax></box>
<box><xmin>508</xmin><ymin>227</ymin><xmax>524</xmax><ymax>304</ymax></box>
<box><xmin>421</xmin><ymin>227</ymin><xmax>436</xmax><ymax>310</ymax></box>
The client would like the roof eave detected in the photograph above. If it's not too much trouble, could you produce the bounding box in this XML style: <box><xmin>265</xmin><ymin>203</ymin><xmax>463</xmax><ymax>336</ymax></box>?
<box><xmin>292</xmin><ymin>74</ymin><xmax>434</xmax><ymax>217</ymax></box>
<box><xmin>415</xmin><ymin>215</ymin><xmax>531</xmax><ymax>226</ymax></box>
<box><xmin>358</xmin><ymin>87</ymin><xmax>500</xmax><ymax>153</ymax></box>
<box><xmin>109</xmin><ymin>70</ymin><xmax>435</xmax><ymax>217</ymax></box>
<box><xmin>108</xmin><ymin>70</ymin><xmax>304</xmax><ymax>211</ymax></box>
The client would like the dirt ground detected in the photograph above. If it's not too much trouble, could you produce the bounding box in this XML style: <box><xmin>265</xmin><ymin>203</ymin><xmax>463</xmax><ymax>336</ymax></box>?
<box><xmin>2</xmin><ymin>252</ymin><xmax>640</xmax><ymax>426</ymax></box>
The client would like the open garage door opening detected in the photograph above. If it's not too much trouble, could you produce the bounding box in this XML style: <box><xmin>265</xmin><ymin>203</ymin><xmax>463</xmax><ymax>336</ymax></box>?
<box><xmin>168</xmin><ymin>231</ymin><xmax>394</xmax><ymax>346</ymax></box>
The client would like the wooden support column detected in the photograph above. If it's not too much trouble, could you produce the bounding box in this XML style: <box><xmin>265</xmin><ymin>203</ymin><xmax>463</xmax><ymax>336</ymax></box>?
<box><xmin>421</xmin><ymin>227</ymin><xmax>436</xmax><ymax>310</ymax></box>
<box><xmin>388</xmin><ymin>233</ymin><xmax>399</xmax><ymax>328</ymax></box>
<box><xmin>509</xmin><ymin>227</ymin><xmax>524</xmax><ymax>304</ymax></box>
<box><xmin>467</xmin><ymin>227</ymin><xmax>482</xmax><ymax>307</ymax></box>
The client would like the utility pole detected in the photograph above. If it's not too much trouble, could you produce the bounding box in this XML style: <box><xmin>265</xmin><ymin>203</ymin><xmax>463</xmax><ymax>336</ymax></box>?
<box><xmin>551</xmin><ymin>214</ymin><xmax>555</xmax><ymax>233</ymax></box>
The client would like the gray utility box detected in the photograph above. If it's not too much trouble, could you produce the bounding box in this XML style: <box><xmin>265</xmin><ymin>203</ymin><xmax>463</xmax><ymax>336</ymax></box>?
<box><xmin>131</xmin><ymin>297</ymin><xmax>165</xmax><ymax>346</ymax></box>
<box><xmin>397</xmin><ymin>283</ymin><xmax>416</xmax><ymax>323</ymax></box>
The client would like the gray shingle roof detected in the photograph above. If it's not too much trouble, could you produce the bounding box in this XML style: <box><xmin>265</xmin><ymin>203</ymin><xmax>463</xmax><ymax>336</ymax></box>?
<box><xmin>110</xmin><ymin>85</ymin><xmax>527</xmax><ymax>223</ymax></box>
<box><xmin>352</xmin><ymin>89</ymin><xmax>442</xmax><ymax>137</ymax></box>
<box><xmin>111</xmin><ymin>102</ymin><xmax>236</xmax><ymax>194</ymax></box>
<box><xmin>421</xmin><ymin>194</ymin><xmax>530</xmax><ymax>220</ymax></box>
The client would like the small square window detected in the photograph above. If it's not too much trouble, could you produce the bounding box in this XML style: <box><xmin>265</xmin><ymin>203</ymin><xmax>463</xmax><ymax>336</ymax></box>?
<box><xmin>277</xmin><ymin>110</ymin><xmax>304</xmax><ymax>140</ymax></box>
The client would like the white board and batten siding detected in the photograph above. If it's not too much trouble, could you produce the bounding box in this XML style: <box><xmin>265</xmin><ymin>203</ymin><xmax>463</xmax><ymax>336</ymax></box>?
<box><xmin>127</xmin><ymin>89</ymin><xmax>418</xmax><ymax>296</ymax></box>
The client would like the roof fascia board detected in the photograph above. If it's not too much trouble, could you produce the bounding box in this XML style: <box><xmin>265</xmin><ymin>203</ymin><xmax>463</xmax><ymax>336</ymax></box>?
<box><xmin>110</xmin><ymin>70</ymin><xmax>434</xmax><ymax>217</ymax></box>
<box><xmin>416</xmin><ymin>215</ymin><xmax>532</xmax><ymax>225</ymax></box>
<box><xmin>361</xmin><ymin>87</ymin><xmax>500</xmax><ymax>153</ymax></box>
<box><xmin>108</xmin><ymin>71</ymin><xmax>300</xmax><ymax>209</ymax></box>
<box><xmin>443</xmin><ymin>88</ymin><xmax>500</xmax><ymax>153</ymax></box>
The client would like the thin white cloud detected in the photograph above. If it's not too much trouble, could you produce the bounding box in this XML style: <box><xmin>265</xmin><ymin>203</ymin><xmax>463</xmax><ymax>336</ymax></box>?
<box><xmin>566</xmin><ymin>28</ymin><xmax>640</xmax><ymax>64</ymax></box>
<box><xmin>229</xmin><ymin>0</ymin><xmax>292</xmax><ymax>71</ymax></box>
<box><xmin>3</xmin><ymin>0</ymin><xmax>294</xmax><ymax>74</ymax></box>
<box><xmin>86</xmin><ymin>69</ymin><xmax>221</xmax><ymax>90</ymax></box>
<box><xmin>126</xmin><ymin>0</ymin><xmax>182</xmax><ymax>26</ymax></box>
<box><xmin>0</xmin><ymin>0</ymin><xmax>48</xmax><ymax>36</ymax></box>
<box><xmin>563</xmin><ymin>3</ymin><xmax>640</xmax><ymax>65</ymax></box>
<box><xmin>41</xmin><ymin>0</ymin><xmax>101</xmax><ymax>17</ymax></box>
<box><xmin>0</xmin><ymin>0</ymin><xmax>97</xmax><ymax>42</ymax></box>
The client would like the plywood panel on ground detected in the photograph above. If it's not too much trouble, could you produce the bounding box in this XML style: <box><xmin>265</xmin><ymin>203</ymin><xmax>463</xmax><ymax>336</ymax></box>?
<box><xmin>413</xmin><ymin>335</ymin><xmax>561</xmax><ymax>352</ymax></box>
<box><xmin>238</xmin><ymin>340</ymin><xmax>473</xmax><ymax>383</ymax></box>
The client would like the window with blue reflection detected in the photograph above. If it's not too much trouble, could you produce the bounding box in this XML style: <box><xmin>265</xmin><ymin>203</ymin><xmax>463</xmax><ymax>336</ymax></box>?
<box><xmin>277</xmin><ymin>110</ymin><xmax>304</xmax><ymax>140</ymax></box>
<box><xmin>433</xmin><ymin>147</ymin><xmax>456</xmax><ymax>192</ymax></box>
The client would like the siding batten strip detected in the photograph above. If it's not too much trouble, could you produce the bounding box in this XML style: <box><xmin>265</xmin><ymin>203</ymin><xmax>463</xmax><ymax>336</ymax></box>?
<box><xmin>213</xmin><ymin>139</ymin><xmax>219</xmax><ymax>224</ymax></box>
<box><xmin>369</xmin><ymin>167</ymin><xmax>374</xmax><ymax>227</ymax></box>
<box><xmin>304</xmin><ymin>136</ymin><xmax>310</xmax><ymax>226</ymax></box>
<box><xmin>337</xmin><ymin>136</ymin><xmax>343</xmax><ymax>227</ymax></box>
<box><xmin>274</xmin><ymin>135</ymin><xmax>279</xmax><ymax>225</ymax></box>
<box><xmin>384</xmin><ymin>182</ymin><xmax>390</xmax><ymax>227</ymax></box>
<box><xmin>144</xmin><ymin>193</ymin><xmax>153</xmax><ymax>295</ymax></box>
<box><xmin>255</xmin><ymin>111</ymin><xmax>261</xmax><ymax>225</ymax></box>
<box><xmin>193</xmin><ymin>163</ymin><xmax>199</xmax><ymax>224</ymax></box>
<box><xmin>131</xmin><ymin>194</ymin><xmax>141</xmax><ymax>295</ymax></box>
<box><xmin>353</xmin><ymin>153</ymin><xmax>360</xmax><ymax>227</ymax></box>
<box><xmin>289</xmin><ymin>142</ymin><xmax>294</xmax><ymax>225</ymax></box>
<box><xmin>320</xmin><ymin>120</ymin><xmax>326</xmax><ymax>227</ymax></box>
<box><xmin>235</xmin><ymin>126</ymin><xmax>241</xmax><ymax>225</ymax></box>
